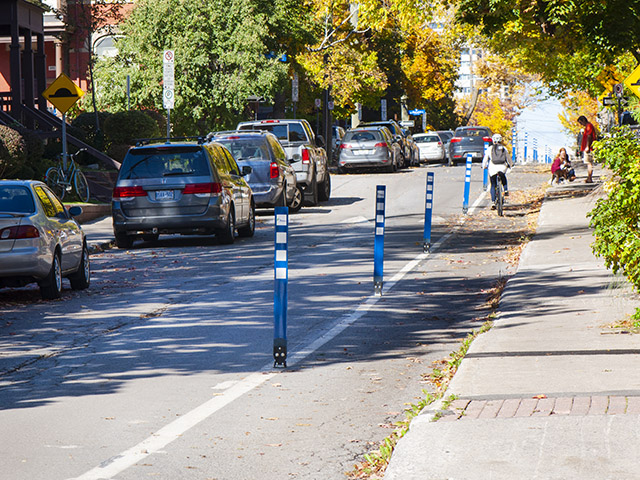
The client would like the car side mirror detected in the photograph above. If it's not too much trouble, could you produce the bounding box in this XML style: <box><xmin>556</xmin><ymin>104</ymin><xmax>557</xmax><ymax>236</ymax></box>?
<box><xmin>316</xmin><ymin>135</ymin><xmax>325</xmax><ymax>148</ymax></box>
<box><xmin>68</xmin><ymin>206</ymin><xmax>83</xmax><ymax>217</ymax></box>
<box><xmin>241</xmin><ymin>165</ymin><xmax>252</xmax><ymax>176</ymax></box>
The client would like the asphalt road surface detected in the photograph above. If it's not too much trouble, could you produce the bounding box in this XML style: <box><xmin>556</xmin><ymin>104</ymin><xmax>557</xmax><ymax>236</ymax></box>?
<box><xmin>0</xmin><ymin>163</ymin><xmax>548</xmax><ymax>480</ymax></box>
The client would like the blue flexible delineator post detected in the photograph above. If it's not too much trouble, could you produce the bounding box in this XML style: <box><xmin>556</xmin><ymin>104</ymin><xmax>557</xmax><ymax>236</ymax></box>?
<box><xmin>273</xmin><ymin>206</ymin><xmax>288</xmax><ymax>367</ymax></box>
<box><xmin>373</xmin><ymin>185</ymin><xmax>386</xmax><ymax>295</ymax></box>
<box><xmin>462</xmin><ymin>153</ymin><xmax>472</xmax><ymax>214</ymax></box>
<box><xmin>483</xmin><ymin>141</ymin><xmax>489</xmax><ymax>191</ymax></box>
<box><xmin>423</xmin><ymin>172</ymin><xmax>434</xmax><ymax>253</ymax></box>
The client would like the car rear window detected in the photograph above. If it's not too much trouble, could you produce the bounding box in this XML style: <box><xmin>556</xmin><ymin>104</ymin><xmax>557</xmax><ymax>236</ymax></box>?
<box><xmin>455</xmin><ymin>128</ymin><xmax>489</xmax><ymax>137</ymax></box>
<box><xmin>365</xmin><ymin>123</ymin><xmax>398</xmax><ymax>135</ymax></box>
<box><xmin>0</xmin><ymin>186</ymin><xmax>35</xmax><ymax>213</ymax></box>
<box><xmin>239</xmin><ymin>123</ymin><xmax>306</xmax><ymax>143</ymax></box>
<box><xmin>216</xmin><ymin>138</ymin><xmax>270</xmax><ymax>161</ymax></box>
<box><xmin>414</xmin><ymin>135</ymin><xmax>440</xmax><ymax>144</ymax></box>
<box><xmin>343</xmin><ymin>130</ymin><xmax>382</xmax><ymax>142</ymax></box>
<box><xmin>119</xmin><ymin>146</ymin><xmax>209</xmax><ymax>179</ymax></box>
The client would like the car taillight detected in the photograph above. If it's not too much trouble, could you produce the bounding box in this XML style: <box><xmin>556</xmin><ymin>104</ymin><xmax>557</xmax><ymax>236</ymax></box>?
<box><xmin>374</xmin><ymin>142</ymin><xmax>388</xmax><ymax>148</ymax></box>
<box><xmin>301</xmin><ymin>149</ymin><xmax>310</xmax><ymax>164</ymax></box>
<box><xmin>113</xmin><ymin>186</ymin><xmax>146</xmax><ymax>198</ymax></box>
<box><xmin>450</xmin><ymin>137</ymin><xmax>461</xmax><ymax>143</ymax></box>
<box><xmin>270</xmin><ymin>162</ymin><xmax>279</xmax><ymax>179</ymax></box>
<box><xmin>340</xmin><ymin>143</ymin><xmax>352</xmax><ymax>149</ymax></box>
<box><xmin>0</xmin><ymin>225</ymin><xmax>40</xmax><ymax>240</ymax></box>
<box><xmin>183</xmin><ymin>182</ymin><xmax>222</xmax><ymax>194</ymax></box>
<box><xmin>483</xmin><ymin>136</ymin><xmax>493</xmax><ymax>143</ymax></box>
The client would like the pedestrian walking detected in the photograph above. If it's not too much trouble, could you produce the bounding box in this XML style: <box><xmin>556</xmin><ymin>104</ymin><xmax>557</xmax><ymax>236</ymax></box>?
<box><xmin>482</xmin><ymin>133</ymin><xmax>513</xmax><ymax>209</ymax></box>
<box><xmin>577</xmin><ymin>115</ymin><xmax>596</xmax><ymax>183</ymax></box>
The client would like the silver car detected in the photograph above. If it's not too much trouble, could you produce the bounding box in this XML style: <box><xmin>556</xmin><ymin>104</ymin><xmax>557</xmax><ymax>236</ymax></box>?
<box><xmin>210</xmin><ymin>131</ymin><xmax>302</xmax><ymax>212</ymax></box>
<box><xmin>337</xmin><ymin>127</ymin><xmax>401</xmax><ymax>173</ymax></box>
<box><xmin>0</xmin><ymin>180</ymin><xmax>90</xmax><ymax>299</ymax></box>
<box><xmin>414</xmin><ymin>132</ymin><xmax>446</xmax><ymax>163</ymax></box>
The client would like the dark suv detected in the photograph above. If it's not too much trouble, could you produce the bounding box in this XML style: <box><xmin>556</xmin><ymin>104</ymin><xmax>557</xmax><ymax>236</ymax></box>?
<box><xmin>449</xmin><ymin>126</ymin><xmax>493</xmax><ymax>165</ymax></box>
<box><xmin>112</xmin><ymin>138</ymin><xmax>255</xmax><ymax>248</ymax></box>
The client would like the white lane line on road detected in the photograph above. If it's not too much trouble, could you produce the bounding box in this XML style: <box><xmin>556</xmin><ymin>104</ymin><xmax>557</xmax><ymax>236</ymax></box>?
<box><xmin>71</xmin><ymin>371</ymin><xmax>276</xmax><ymax>480</ymax></box>
<box><xmin>71</xmin><ymin>189</ymin><xmax>487</xmax><ymax>480</ymax></box>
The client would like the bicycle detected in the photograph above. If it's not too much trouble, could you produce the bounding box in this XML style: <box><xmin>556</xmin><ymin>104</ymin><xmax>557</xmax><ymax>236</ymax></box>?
<box><xmin>45</xmin><ymin>148</ymin><xmax>90</xmax><ymax>202</ymax></box>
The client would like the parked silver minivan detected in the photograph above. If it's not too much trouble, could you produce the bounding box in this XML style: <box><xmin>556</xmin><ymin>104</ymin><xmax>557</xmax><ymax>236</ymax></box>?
<box><xmin>112</xmin><ymin>139</ymin><xmax>255</xmax><ymax>248</ymax></box>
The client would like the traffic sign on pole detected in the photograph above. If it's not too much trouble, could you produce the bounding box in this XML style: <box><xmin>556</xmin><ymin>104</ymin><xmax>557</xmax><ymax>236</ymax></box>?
<box><xmin>163</xmin><ymin>50</ymin><xmax>175</xmax><ymax>110</ymax></box>
<box><xmin>42</xmin><ymin>73</ymin><xmax>85</xmax><ymax>114</ymax></box>
<box><xmin>624</xmin><ymin>65</ymin><xmax>640</xmax><ymax>99</ymax></box>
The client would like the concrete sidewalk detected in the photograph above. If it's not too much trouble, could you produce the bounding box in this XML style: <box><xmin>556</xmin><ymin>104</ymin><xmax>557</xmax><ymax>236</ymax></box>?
<box><xmin>385</xmin><ymin>172</ymin><xmax>640</xmax><ymax>479</ymax></box>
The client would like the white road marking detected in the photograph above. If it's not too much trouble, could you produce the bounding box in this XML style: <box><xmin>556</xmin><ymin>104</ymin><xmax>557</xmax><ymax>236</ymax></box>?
<box><xmin>71</xmin><ymin>189</ymin><xmax>487</xmax><ymax>480</ymax></box>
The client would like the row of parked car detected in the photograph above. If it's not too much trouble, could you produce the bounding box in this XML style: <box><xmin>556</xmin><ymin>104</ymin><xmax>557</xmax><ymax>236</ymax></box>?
<box><xmin>414</xmin><ymin>126</ymin><xmax>495</xmax><ymax>166</ymax></box>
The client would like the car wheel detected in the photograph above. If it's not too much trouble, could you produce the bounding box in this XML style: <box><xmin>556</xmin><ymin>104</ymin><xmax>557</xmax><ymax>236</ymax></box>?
<box><xmin>289</xmin><ymin>186</ymin><xmax>303</xmax><ymax>213</ymax></box>
<box><xmin>238</xmin><ymin>202</ymin><xmax>255</xmax><ymax>237</ymax></box>
<box><xmin>69</xmin><ymin>244</ymin><xmax>91</xmax><ymax>290</ymax></box>
<box><xmin>115</xmin><ymin>232</ymin><xmax>134</xmax><ymax>249</ymax></box>
<box><xmin>217</xmin><ymin>211</ymin><xmax>235</xmax><ymax>244</ymax></box>
<box><xmin>40</xmin><ymin>252</ymin><xmax>62</xmax><ymax>300</ymax></box>
<box><xmin>318</xmin><ymin>174</ymin><xmax>331</xmax><ymax>202</ymax></box>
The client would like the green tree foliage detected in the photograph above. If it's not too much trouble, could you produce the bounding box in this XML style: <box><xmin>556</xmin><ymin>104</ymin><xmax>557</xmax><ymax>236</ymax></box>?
<box><xmin>448</xmin><ymin>0</ymin><xmax>640</xmax><ymax>95</ymax></box>
<box><xmin>90</xmin><ymin>0</ymin><xmax>314</xmax><ymax>134</ymax></box>
<box><xmin>588</xmin><ymin>127</ymin><xmax>640</xmax><ymax>318</ymax></box>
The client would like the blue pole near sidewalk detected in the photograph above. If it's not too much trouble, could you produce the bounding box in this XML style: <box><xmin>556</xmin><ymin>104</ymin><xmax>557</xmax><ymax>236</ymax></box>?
<box><xmin>273</xmin><ymin>206</ymin><xmax>288</xmax><ymax>368</ymax></box>
<box><xmin>462</xmin><ymin>153</ymin><xmax>472</xmax><ymax>214</ymax></box>
<box><xmin>483</xmin><ymin>140</ymin><xmax>489</xmax><ymax>191</ymax></box>
<box><xmin>373</xmin><ymin>185</ymin><xmax>386</xmax><ymax>296</ymax></box>
<box><xmin>423</xmin><ymin>172</ymin><xmax>434</xmax><ymax>253</ymax></box>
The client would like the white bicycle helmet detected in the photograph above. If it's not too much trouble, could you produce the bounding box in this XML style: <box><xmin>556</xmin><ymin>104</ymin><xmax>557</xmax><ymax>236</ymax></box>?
<box><xmin>492</xmin><ymin>133</ymin><xmax>503</xmax><ymax>144</ymax></box>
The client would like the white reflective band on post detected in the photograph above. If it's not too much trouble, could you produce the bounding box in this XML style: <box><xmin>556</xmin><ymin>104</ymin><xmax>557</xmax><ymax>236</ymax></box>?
<box><xmin>276</xmin><ymin>215</ymin><xmax>288</xmax><ymax>226</ymax></box>
<box><xmin>376</xmin><ymin>227</ymin><xmax>384</xmax><ymax>235</ymax></box>
<box><xmin>376</xmin><ymin>215</ymin><xmax>384</xmax><ymax>223</ymax></box>
<box><xmin>377</xmin><ymin>190</ymin><xmax>385</xmax><ymax>198</ymax></box>
<box><xmin>427</xmin><ymin>193</ymin><xmax>433</xmax><ymax>200</ymax></box>
<box><xmin>276</xmin><ymin>250</ymin><xmax>287</xmax><ymax>262</ymax></box>
<box><xmin>377</xmin><ymin>202</ymin><xmax>384</xmax><ymax>210</ymax></box>
<box><xmin>276</xmin><ymin>232</ymin><xmax>287</xmax><ymax>244</ymax></box>
<box><xmin>276</xmin><ymin>268</ymin><xmax>287</xmax><ymax>280</ymax></box>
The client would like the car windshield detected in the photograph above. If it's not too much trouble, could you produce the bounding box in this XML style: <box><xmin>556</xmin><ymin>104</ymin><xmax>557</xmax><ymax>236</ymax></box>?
<box><xmin>344</xmin><ymin>130</ymin><xmax>382</xmax><ymax>142</ymax></box>
<box><xmin>0</xmin><ymin>186</ymin><xmax>35</xmax><ymax>213</ymax></box>
<box><xmin>216</xmin><ymin>138</ymin><xmax>270</xmax><ymax>161</ymax></box>
<box><xmin>414</xmin><ymin>136</ymin><xmax>440</xmax><ymax>143</ymax></box>
<box><xmin>120</xmin><ymin>146</ymin><xmax>209</xmax><ymax>179</ymax></box>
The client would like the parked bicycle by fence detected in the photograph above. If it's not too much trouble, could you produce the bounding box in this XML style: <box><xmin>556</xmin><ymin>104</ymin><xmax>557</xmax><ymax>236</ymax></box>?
<box><xmin>45</xmin><ymin>148</ymin><xmax>90</xmax><ymax>202</ymax></box>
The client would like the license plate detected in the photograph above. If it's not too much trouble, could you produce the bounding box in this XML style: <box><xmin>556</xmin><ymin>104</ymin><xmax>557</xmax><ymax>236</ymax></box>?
<box><xmin>473</xmin><ymin>152</ymin><xmax>483</xmax><ymax>158</ymax></box>
<box><xmin>354</xmin><ymin>149</ymin><xmax>375</xmax><ymax>155</ymax></box>
<box><xmin>155</xmin><ymin>190</ymin><xmax>174</xmax><ymax>200</ymax></box>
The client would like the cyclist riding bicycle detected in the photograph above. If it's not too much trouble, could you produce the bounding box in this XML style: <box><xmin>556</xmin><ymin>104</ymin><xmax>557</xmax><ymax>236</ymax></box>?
<box><xmin>482</xmin><ymin>133</ymin><xmax>513</xmax><ymax>209</ymax></box>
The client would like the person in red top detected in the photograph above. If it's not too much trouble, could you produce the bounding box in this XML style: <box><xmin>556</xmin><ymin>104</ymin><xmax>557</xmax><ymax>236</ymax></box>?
<box><xmin>578</xmin><ymin>115</ymin><xmax>596</xmax><ymax>183</ymax></box>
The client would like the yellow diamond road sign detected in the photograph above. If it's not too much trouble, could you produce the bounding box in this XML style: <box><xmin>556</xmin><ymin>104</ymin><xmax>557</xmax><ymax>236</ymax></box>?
<box><xmin>624</xmin><ymin>65</ymin><xmax>640</xmax><ymax>99</ymax></box>
<box><xmin>42</xmin><ymin>73</ymin><xmax>85</xmax><ymax>114</ymax></box>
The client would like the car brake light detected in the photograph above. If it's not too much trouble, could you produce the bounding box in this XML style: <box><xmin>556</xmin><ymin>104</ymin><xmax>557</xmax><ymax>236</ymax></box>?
<box><xmin>261</xmin><ymin>120</ymin><xmax>280</xmax><ymax>123</ymax></box>
<box><xmin>0</xmin><ymin>225</ymin><xmax>40</xmax><ymax>240</ymax></box>
<box><xmin>301</xmin><ymin>149</ymin><xmax>310</xmax><ymax>164</ymax></box>
<box><xmin>483</xmin><ymin>136</ymin><xmax>493</xmax><ymax>143</ymax></box>
<box><xmin>113</xmin><ymin>186</ymin><xmax>146</xmax><ymax>198</ymax></box>
<box><xmin>374</xmin><ymin>142</ymin><xmax>388</xmax><ymax>148</ymax></box>
<box><xmin>340</xmin><ymin>143</ymin><xmax>352</xmax><ymax>149</ymax></box>
<box><xmin>270</xmin><ymin>162</ymin><xmax>279</xmax><ymax>179</ymax></box>
<box><xmin>450</xmin><ymin>137</ymin><xmax>461</xmax><ymax>143</ymax></box>
<box><xmin>183</xmin><ymin>182</ymin><xmax>222</xmax><ymax>194</ymax></box>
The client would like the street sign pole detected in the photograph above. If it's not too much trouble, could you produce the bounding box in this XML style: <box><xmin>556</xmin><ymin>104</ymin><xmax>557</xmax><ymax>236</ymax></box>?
<box><xmin>61</xmin><ymin>113</ymin><xmax>68</xmax><ymax>171</ymax></box>
<box><xmin>163</xmin><ymin>50</ymin><xmax>175</xmax><ymax>141</ymax></box>
<box><xmin>292</xmin><ymin>73</ymin><xmax>299</xmax><ymax>119</ymax></box>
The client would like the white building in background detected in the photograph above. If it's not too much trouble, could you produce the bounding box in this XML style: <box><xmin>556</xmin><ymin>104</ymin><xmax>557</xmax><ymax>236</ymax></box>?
<box><xmin>455</xmin><ymin>47</ymin><xmax>482</xmax><ymax>97</ymax></box>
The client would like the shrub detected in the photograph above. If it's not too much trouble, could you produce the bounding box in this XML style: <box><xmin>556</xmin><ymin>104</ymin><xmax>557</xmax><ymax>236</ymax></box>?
<box><xmin>71</xmin><ymin>111</ymin><xmax>112</xmax><ymax>150</ymax></box>
<box><xmin>103</xmin><ymin>110</ymin><xmax>160</xmax><ymax>146</ymax></box>
<box><xmin>588</xmin><ymin>126</ymin><xmax>640</xmax><ymax>318</ymax></box>
<box><xmin>0</xmin><ymin>125</ymin><xmax>27</xmax><ymax>178</ymax></box>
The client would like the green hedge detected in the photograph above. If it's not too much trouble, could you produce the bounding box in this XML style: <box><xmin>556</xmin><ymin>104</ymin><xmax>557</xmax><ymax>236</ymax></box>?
<box><xmin>0</xmin><ymin>125</ymin><xmax>48</xmax><ymax>179</ymax></box>
<box><xmin>103</xmin><ymin>110</ymin><xmax>160</xmax><ymax>162</ymax></box>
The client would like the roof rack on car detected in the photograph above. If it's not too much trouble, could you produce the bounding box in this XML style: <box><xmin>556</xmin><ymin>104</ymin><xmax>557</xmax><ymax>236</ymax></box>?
<box><xmin>134</xmin><ymin>136</ymin><xmax>206</xmax><ymax>147</ymax></box>
<box><xmin>204</xmin><ymin>130</ymin><xmax>268</xmax><ymax>142</ymax></box>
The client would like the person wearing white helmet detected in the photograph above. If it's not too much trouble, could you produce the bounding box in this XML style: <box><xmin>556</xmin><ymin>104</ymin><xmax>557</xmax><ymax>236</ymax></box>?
<box><xmin>482</xmin><ymin>133</ymin><xmax>513</xmax><ymax>209</ymax></box>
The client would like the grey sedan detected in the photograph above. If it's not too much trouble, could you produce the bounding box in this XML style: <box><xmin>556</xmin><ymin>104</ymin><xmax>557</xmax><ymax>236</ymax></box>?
<box><xmin>0</xmin><ymin>180</ymin><xmax>89</xmax><ymax>299</ymax></box>
<box><xmin>337</xmin><ymin>127</ymin><xmax>401</xmax><ymax>173</ymax></box>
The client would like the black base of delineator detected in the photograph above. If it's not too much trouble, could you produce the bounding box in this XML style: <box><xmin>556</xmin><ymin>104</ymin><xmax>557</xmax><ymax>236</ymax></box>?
<box><xmin>273</xmin><ymin>338</ymin><xmax>287</xmax><ymax>368</ymax></box>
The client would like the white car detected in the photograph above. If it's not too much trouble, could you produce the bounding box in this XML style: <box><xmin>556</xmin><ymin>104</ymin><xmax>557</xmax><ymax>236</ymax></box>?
<box><xmin>414</xmin><ymin>132</ymin><xmax>445</xmax><ymax>163</ymax></box>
